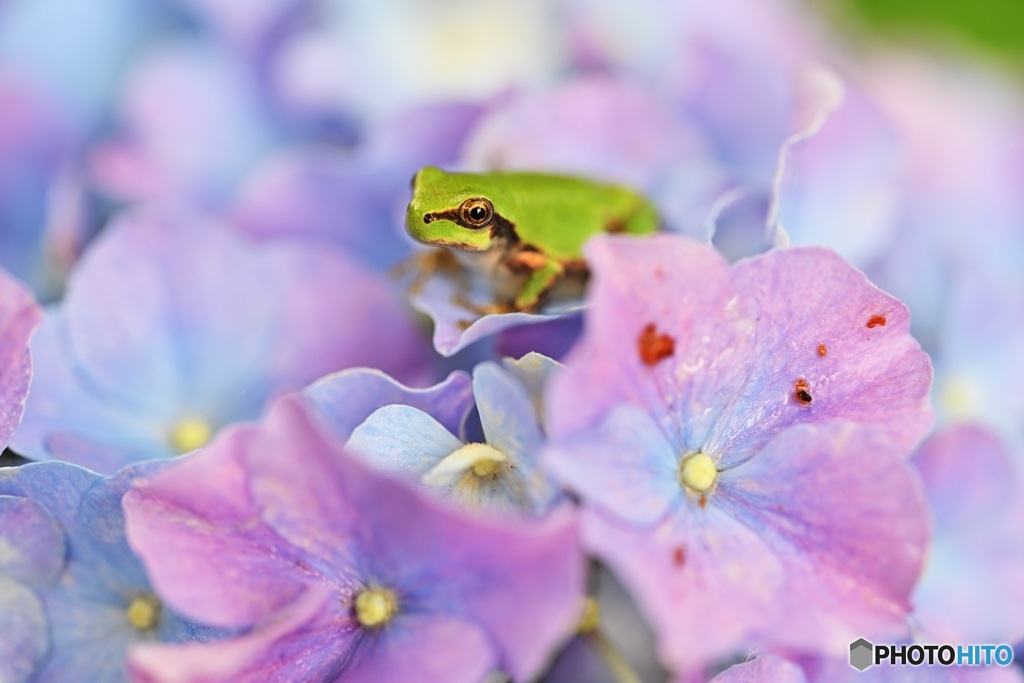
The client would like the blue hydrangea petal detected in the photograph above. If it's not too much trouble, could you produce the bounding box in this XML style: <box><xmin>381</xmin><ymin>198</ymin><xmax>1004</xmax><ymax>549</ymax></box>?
<box><xmin>0</xmin><ymin>577</ymin><xmax>48</xmax><ymax>683</ymax></box>
<box><xmin>304</xmin><ymin>368</ymin><xmax>473</xmax><ymax>445</ymax></box>
<box><xmin>0</xmin><ymin>495</ymin><xmax>65</xmax><ymax>586</ymax></box>
<box><xmin>500</xmin><ymin>352</ymin><xmax>564</xmax><ymax>427</ymax></box>
<box><xmin>10</xmin><ymin>316</ymin><xmax>176</xmax><ymax>466</ymax></box>
<box><xmin>345</xmin><ymin>405</ymin><xmax>464</xmax><ymax>476</ymax></box>
<box><xmin>474</xmin><ymin>362</ymin><xmax>561</xmax><ymax>512</ymax></box>
<box><xmin>544</xmin><ymin>404</ymin><xmax>680</xmax><ymax>526</ymax></box>
<box><xmin>0</xmin><ymin>462</ymin><xmax>100</xmax><ymax>536</ymax></box>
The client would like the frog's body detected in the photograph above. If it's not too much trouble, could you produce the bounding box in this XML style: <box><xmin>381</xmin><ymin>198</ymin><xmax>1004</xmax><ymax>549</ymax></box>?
<box><xmin>406</xmin><ymin>166</ymin><xmax>658</xmax><ymax>312</ymax></box>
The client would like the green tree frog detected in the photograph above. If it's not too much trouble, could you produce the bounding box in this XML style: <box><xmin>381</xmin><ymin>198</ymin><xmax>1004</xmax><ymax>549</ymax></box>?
<box><xmin>405</xmin><ymin>166</ymin><xmax>659</xmax><ymax>313</ymax></box>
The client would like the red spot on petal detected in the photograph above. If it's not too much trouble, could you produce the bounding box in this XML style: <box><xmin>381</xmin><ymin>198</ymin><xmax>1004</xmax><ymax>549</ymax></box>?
<box><xmin>817</xmin><ymin>343</ymin><xmax>827</xmax><ymax>357</ymax></box>
<box><xmin>638</xmin><ymin>323</ymin><xmax>675</xmax><ymax>367</ymax></box>
<box><xmin>698</xmin><ymin>495</ymin><xmax>707</xmax><ymax>508</ymax></box>
<box><xmin>673</xmin><ymin>546</ymin><xmax>686</xmax><ymax>567</ymax></box>
<box><xmin>793</xmin><ymin>378</ymin><xmax>812</xmax><ymax>405</ymax></box>
<box><xmin>866</xmin><ymin>315</ymin><xmax>886</xmax><ymax>329</ymax></box>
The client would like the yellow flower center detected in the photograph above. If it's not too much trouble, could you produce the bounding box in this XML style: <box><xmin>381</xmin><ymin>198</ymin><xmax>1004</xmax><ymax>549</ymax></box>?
<box><xmin>679</xmin><ymin>452</ymin><xmax>717</xmax><ymax>494</ymax></box>
<box><xmin>169</xmin><ymin>417</ymin><xmax>213</xmax><ymax>454</ymax></box>
<box><xmin>422</xmin><ymin>443</ymin><xmax>508</xmax><ymax>487</ymax></box>
<box><xmin>127</xmin><ymin>595</ymin><xmax>162</xmax><ymax>632</ymax></box>
<box><xmin>354</xmin><ymin>587</ymin><xmax>399</xmax><ymax>628</ymax></box>
<box><xmin>578</xmin><ymin>597</ymin><xmax>600</xmax><ymax>634</ymax></box>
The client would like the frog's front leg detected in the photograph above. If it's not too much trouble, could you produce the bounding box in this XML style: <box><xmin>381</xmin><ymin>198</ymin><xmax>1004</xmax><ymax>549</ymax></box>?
<box><xmin>506</xmin><ymin>252</ymin><xmax>565</xmax><ymax>312</ymax></box>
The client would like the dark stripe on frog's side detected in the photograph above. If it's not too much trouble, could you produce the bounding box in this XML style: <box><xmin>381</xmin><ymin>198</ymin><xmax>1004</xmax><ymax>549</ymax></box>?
<box><xmin>421</xmin><ymin>207</ymin><xmax>520</xmax><ymax>244</ymax></box>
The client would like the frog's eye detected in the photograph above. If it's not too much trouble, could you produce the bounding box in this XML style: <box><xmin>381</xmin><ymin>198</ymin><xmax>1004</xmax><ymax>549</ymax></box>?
<box><xmin>459</xmin><ymin>198</ymin><xmax>494</xmax><ymax>228</ymax></box>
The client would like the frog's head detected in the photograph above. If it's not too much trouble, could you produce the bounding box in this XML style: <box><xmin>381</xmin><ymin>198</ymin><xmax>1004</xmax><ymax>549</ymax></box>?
<box><xmin>406</xmin><ymin>166</ymin><xmax>509</xmax><ymax>252</ymax></box>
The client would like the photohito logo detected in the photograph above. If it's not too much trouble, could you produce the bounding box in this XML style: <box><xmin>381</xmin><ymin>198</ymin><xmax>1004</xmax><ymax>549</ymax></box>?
<box><xmin>849</xmin><ymin>639</ymin><xmax>1015</xmax><ymax>671</ymax></box>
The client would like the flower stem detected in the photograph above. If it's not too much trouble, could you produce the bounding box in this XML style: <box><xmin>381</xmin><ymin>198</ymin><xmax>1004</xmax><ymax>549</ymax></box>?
<box><xmin>588</xmin><ymin>628</ymin><xmax>643</xmax><ymax>683</ymax></box>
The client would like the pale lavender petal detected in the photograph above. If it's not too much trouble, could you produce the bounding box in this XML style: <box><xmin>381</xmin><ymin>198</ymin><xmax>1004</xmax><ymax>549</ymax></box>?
<box><xmin>0</xmin><ymin>578</ymin><xmax>48</xmax><ymax>683</ymax></box>
<box><xmin>912</xmin><ymin>425</ymin><xmax>1024</xmax><ymax>644</ymax></box>
<box><xmin>410</xmin><ymin>266</ymin><xmax>572</xmax><ymax>356</ymax></box>
<box><xmin>304</xmin><ymin>368</ymin><xmax>473</xmax><ymax>444</ymax></box>
<box><xmin>501</xmin><ymin>352</ymin><xmax>564</xmax><ymax>423</ymax></box>
<box><xmin>0</xmin><ymin>495</ymin><xmax>65</xmax><ymax>585</ymax></box>
<box><xmin>462</xmin><ymin>76</ymin><xmax>708</xmax><ymax>190</ymax></box>
<box><xmin>345</xmin><ymin>405</ymin><xmax>465</xmax><ymax>475</ymax></box>
<box><xmin>93</xmin><ymin>40</ymin><xmax>275</xmax><ymax>205</ymax></box>
<box><xmin>544</xmin><ymin>404</ymin><xmax>680</xmax><ymax>525</ymax></box>
<box><xmin>11</xmin><ymin>316</ymin><xmax>176</xmax><ymax>467</ymax></box>
<box><xmin>770</xmin><ymin>72</ymin><xmax>901</xmax><ymax>265</ymax></box>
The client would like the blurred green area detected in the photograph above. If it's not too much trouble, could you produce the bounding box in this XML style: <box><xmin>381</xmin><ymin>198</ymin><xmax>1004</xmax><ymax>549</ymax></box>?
<box><xmin>834</xmin><ymin>0</ymin><xmax>1024</xmax><ymax>71</ymax></box>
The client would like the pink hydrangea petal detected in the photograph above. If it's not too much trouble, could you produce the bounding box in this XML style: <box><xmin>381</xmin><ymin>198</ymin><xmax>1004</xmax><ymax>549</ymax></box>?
<box><xmin>580</xmin><ymin>422</ymin><xmax>926</xmax><ymax>672</ymax></box>
<box><xmin>722</xmin><ymin>423</ymin><xmax>927</xmax><ymax>653</ymax></box>
<box><xmin>123</xmin><ymin>428</ymin><xmax>307</xmax><ymax>628</ymax></box>
<box><xmin>582</xmin><ymin>506</ymin><xmax>784</xmax><ymax>672</ymax></box>
<box><xmin>246</xmin><ymin>398</ymin><xmax>585</xmax><ymax>681</ymax></box>
<box><xmin>549</xmin><ymin>236</ymin><xmax>933</xmax><ymax>466</ymax></box>
<box><xmin>340</xmin><ymin>615</ymin><xmax>495</xmax><ymax>683</ymax></box>
<box><xmin>0</xmin><ymin>270</ymin><xmax>42</xmax><ymax>449</ymax></box>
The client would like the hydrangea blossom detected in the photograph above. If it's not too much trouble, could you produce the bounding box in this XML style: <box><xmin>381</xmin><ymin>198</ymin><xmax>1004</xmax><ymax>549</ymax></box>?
<box><xmin>318</xmin><ymin>355</ymin><xmax>563</xmax><ymax>514</ymax></box>
<box><xmin>0</xmin><ymin>460</ymin><xmax>217</xmax><ymax>683</ymax></box>
<box><xmin>12</xmin><ymin>209</ymin><xmax>429</xmax><ymax>472</ymax></box>
<box><xmin>123</xmin><ymin>397</ymin><xmax>584</xmax><ymax>682</ymax></box>
<box><xmin>544</xmin><ymin>234</ymin><xmax>933</xmax><ymax>672</ymax></box>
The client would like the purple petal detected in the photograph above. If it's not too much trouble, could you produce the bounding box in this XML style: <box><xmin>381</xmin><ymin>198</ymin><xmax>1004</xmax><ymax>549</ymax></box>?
<box><xmin>123</xmin><ymin>430</ymin><xmax>307</xmax><ymax>628</ymax></box>
<box><xmin>721</xmin><ymin>423</ymin><xmax>927</xmax><ymax>652</ymax></box>
<box><xmin>0</xmin><ymin>270</ymin><xmax>42</xmax><ymax>450</ymax></box>
<box><xmin>582</xmin><ymin>506</ymin><xmax>783</xmax><ymax>671</ymax></box>
<box><xmin>246</xmin><ymin>398</ymin><xmax>586</xmax><ymax>681</ymax></box>
<box><xmin>581</xmin><ymin>423</ymin><xmax>927</xmax><ymax>671</ymax></box>
<box><xmin>303</xmin><ymin>368</ymin><xmax>473</xmax><ymax>445</ymax></box>
<box><xmin>128</xmin><ymin>586</ymin><xmax>350</xmax><ymax>683</ymax></box>
<box><xmin>410</xmin><ymin>267</ymin><xmax>573</xmax><ymax>356</ymax></box>
<box><xmin>340</xmin><ymin>615</ymin><xmax>494</xmax><ymax>683</ymax></box>
<box><xmin>548</xmin><ymin>236</ymin><xmax>933</xmax><ymax>465</ymax></box>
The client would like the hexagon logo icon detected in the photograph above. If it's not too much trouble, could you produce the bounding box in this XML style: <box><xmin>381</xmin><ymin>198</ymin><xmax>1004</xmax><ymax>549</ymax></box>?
<box><xmin>849</xmin><ymin>638</ymin><xmax>874</xmax><ymax>671</ymax></box>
